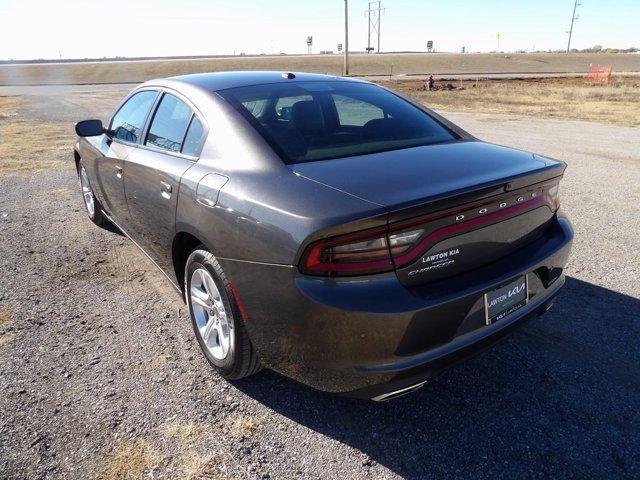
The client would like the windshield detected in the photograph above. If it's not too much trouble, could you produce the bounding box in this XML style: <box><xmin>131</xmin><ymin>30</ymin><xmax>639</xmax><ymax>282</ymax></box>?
<box><xmin>218</xmin><ymin>81</ymin><xmax>457</xmax><ymax>163</ymax></box>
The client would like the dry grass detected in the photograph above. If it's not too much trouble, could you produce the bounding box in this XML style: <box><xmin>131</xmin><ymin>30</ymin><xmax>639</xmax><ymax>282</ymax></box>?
<box><xmin>231</xmin><ymin>416</ymin><xmax>262</xmax><ymax>437</ymax></box>
<box><xmin>1</xmin><ymin>53</ymin><xmax>639</xmax><ymax>86</ymax></box>
<box><xmin>382</xmin><ymin>76</ymin><xmax>640</xmax><ymax>127</ymax></box>
<box><xmin>180</xmin><ymin>452</ymin><xmax>226</xmax><ymax>480</ymax></box>
<box><xmin>162</xmin><ymin>424</ymin><xmax>233</xmax><ymax>479</ymax></box>
<box><xmin>0</xmin><ymin>309</ymin><xmax>11</xmax><ymax>327</ymax></box>
<box><xmin>0</xmin><ymin>97</ymin><xmax>73</xmax><ymax>176</ymax></box>
<box><xmin>100</xmin><ymin>440</ymin><xmax>162</xmax><ymax>480</ymax></box>
<box><xmin>49</xmin><ymin>187</ymin><xmax>70</xmax><ymax>197</ymax></box>
<box><xmin>163</xmin><ymin>423</ymin><xmax>208</xmax><ymax>444</ymax></box>
<box><xmin>0</xmin><ymin>121</ymin><xmax>72</xmax><ymax>176</ymax></box>
<box><xmin>0</xmin><ymin>333</ymin><xmax>15</xmax><ymax>348</ymax></box>
<box><xmin>99</xmin><ymin>428</ymin><xmax>237</xmax><ymax>480</ymax></box>
<box><xmin>0</xmin><ymin>96</ymin><xmax>22</xmax><ymax>119</ymax></box>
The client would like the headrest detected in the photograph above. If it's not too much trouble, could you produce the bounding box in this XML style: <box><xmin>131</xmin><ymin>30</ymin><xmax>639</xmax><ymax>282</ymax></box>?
<box><xmin>291</xmin><ymin>100</ymin><xmax>324</xmax><ymax>136</ymax></box>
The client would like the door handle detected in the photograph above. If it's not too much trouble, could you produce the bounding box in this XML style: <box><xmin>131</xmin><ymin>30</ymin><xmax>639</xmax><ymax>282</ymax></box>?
<box><xmin>160</xmin><ymin>181</ymin><xmax>172</xmax><ymax>199</ymax></box>
<box><xmin>115</xmin><ymin>165</ymin><xmax>123</xmax><ymax>179</ymax></box>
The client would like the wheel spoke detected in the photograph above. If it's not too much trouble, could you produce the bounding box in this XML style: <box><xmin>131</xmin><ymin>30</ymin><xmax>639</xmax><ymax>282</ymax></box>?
<box><xmin>203</xmin><ymin>274</ymin><xmax>217</xmax><ymax>301</ymax></box>
<box><xmin>191</xmin><ymin>295</ymin><xmax>211</xmax><ymax>310</ymax></box>
<box><xmin>202</xmin><ymin>315</ymin><xmax>217</xmax><ymax>344</ymax></box>
<box><xmin>191</xmin><ymin>280</ymin><xmax>211</xmax><ymax>305</ymax></box>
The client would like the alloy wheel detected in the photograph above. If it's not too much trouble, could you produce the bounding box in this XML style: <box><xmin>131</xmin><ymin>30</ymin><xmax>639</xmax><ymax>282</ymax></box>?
<box><xmin>190</xmin><ymin>268</ymin><xmax>233</xmax><ymax>360</ymax></box>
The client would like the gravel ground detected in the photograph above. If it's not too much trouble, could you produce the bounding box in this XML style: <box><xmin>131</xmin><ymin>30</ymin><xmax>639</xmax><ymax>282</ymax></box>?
<box><xmin>0</xmin><ymin>86</ymin><xmax>639</xmax><ymax>479</ymax></box>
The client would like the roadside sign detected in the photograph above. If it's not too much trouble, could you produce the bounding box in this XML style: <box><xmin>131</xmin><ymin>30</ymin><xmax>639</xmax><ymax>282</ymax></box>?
<box><xmin>307</xmin><ymin>36</ymin><xmax>313</xmax><ymax>46</ymax></box>
<box><xmin>588</xmin><ymin>65</ymin><xmax>613</xmax><ymax>84</ymax></box>
<box><xmin>338</xmin><ymin>43</ymin><xmax>343</xmax><ymax>52</ymax></box>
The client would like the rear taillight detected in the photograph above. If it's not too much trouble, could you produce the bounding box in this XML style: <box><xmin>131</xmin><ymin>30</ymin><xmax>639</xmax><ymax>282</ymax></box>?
<box><xmin>548</xmin><ymin>184</ymin><xmax>560</xmax><ymax>209</ymax></box>
<box><xmin>300</xmin><ymin>227</ymin><xmax>394</xmax><ymax>276</ymax></box>
<box><xmin>300</xmin><ymin>180</ymin><xmax>561</xmax><ymax>277</ymax></box>
<box><xmin>299</xmin><ymin>227</ymin><xmax>426</xmax><ymax>276</ymax></box>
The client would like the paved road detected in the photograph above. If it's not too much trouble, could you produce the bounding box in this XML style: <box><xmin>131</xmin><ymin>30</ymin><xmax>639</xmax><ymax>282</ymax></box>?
<box><xmin>3</xmin><ymin>69</ymin><xmax>640</xmax><ymax>94</ymax></box>
<box><xmin>0</xmin><ymin>87</ymin><xmax>639</xmax><ymax>479</ymax></box>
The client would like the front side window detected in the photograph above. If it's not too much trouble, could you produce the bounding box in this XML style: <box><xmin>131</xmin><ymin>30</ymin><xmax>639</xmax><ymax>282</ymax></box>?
<box><xmin>110</xmin><ymin>90</ymin><xmax>157</xmax><ymax>143</ymax></box>
<box><xmin>145</xmin><ymin>93</ymin><xmax>192</xmax><ymax>152</ymax></box>
<box><xmin>219</xmin><ymin>81</ymin><xmax>456</xmax><ymax>163</ymax></box>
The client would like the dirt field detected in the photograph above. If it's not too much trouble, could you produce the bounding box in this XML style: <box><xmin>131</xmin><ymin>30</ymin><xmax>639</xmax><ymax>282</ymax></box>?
<box><xmin>385</xmin><ymin>76</ymin><xmax>640</xmax><ymax>127</ymax></box>
<box><xmin>1</xmin><ymin>85</ymin><xmax>640</xmax><ymax>479</ymax></box>
<box><xmin>1</xmin><ymin>52</ymin><xmax>639</xmax><ymax>86</ymax></box>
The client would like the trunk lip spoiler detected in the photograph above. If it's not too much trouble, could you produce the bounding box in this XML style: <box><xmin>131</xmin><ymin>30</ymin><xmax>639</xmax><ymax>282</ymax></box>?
<box><xmin>387</xmin><ymin>163</ymin><xmax>565</xmax><ymax>223</ymax></box>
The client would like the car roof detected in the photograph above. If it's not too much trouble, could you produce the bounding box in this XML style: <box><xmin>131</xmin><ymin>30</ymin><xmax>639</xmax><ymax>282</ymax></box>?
<box><xmin>162</xmin><ymin>71</ymin><xmax>365</xmax><ymax>92</ymax></box>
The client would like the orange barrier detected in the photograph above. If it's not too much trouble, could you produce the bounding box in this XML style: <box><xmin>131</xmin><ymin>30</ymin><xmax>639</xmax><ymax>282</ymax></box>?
<box><xmin>587</xmin><ymin>65</ymin><xmax>613</xmax><ymax>84</ymax></box>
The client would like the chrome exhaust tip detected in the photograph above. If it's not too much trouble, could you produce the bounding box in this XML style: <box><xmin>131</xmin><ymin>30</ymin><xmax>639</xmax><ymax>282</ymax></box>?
<box><xmin>371</xmin><ymin>381</ymin><xmax>427</xmax><ymax>402</ymax></box>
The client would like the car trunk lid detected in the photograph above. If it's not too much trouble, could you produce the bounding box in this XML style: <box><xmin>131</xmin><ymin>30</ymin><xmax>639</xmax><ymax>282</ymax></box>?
<box><xmin>290</xmin><ymin>141</ymin><xmax>563</xmax><ymax>212</ymax></box>
<box><xmin>293</xmin><ymin>141</ymin><xmax>565</xmax><ymax>286</ymax></box>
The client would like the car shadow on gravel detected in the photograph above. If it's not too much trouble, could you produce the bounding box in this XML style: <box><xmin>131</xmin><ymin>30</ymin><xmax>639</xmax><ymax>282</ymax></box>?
<box><xmin>235</xmin><ymin>276</ymin><xmax>640</xmax><ymax>478</ymax></box>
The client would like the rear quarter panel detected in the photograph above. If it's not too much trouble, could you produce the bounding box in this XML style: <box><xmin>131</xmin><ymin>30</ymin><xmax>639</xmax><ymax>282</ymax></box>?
<box><xmin>175</xmin><ymin>165</ymin><xmax>388</xmax><ymax>265</ymax></box>
<box><xmin>174</xmin><ymin>92</ymin><xmax>389</xmax><ymax>266</ymax></box>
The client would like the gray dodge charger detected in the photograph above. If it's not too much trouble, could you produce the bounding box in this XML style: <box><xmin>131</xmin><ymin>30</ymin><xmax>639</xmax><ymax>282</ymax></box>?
<box><xmin>74</xmin><ymin>71</ymin><xmax>573</xmax><ymax>400</ymax></box>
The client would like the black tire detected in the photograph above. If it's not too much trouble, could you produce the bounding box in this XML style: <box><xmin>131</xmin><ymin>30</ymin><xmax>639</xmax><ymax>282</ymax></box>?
<box><xmin>185</xmin><ymin>247</ymin><xmax>261</xmax><ymax>380</ymax></box>
<box><xmin>78</xmin><ymin>160</ymin><xmax>108</xmax><ymax>227</ymax></box>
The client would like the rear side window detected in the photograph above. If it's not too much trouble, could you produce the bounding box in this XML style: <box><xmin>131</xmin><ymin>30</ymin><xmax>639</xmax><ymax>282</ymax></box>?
<box><xmin>333</xmin><ymin>94</ymin><xmax>384</xmax><ymax>126</ymax></box>
<box><xmin>181</xmin><ymin>116</ymin><xmax>205</xmax><ymax>157</ymax></box>
<box><xmin>145</xmin><ymin>93</ymin><xmax>192</xmax><ymax>152</ymax></box>
<box><xmin>219</xmin><ymin>81</ymin><xmax>456</xmax><ymax>163</ymax></box>
<box><xmin>275</xmin><ymin>94</ymin><xmax>313</xmax><ymax>120</ymax></box>
<box><xmin>110</xmin><ymin>90</ymin><xmax>157</xmax><ymax>143</ymax></box>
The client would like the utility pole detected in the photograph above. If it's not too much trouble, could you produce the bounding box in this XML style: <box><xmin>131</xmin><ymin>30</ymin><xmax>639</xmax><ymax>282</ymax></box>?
<box><xmin>566</xmin><ymin>0</ymin><xmax>581</xmax><ymax>53</ymax></box>
<box><xmin>344</xmin><ymin>0</ymin><xmax>349</xmax><ymax>76</ymax></box>
<box><xmin>377</xmin><ymin>0</ymin><xmax>381</xmax><ymax>53</ymax></box>
<box><xmin>367</xmin><ymin>2</ymin><xmax>371</xmax><ymax>53</ymax></box>
<box><xmin>365</xmin><ymin>2</ymin><xmax>385</xmax><ymax>53</ymax></box>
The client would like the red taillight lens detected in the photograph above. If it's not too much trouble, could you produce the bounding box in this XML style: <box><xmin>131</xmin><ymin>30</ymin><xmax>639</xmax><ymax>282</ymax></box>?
<box><xmin>300</xmin><ymin>227</ymin><xmax>394</xmax><ymax>276</ymax></box>
<box><xmin>299</xmin><ymin>227</ymin><xmax>425</xmax><ymax>276</ymax></box>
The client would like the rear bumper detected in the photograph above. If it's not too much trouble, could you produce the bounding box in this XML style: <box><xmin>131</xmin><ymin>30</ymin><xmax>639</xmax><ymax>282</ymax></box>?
<box><xmin>347</xmin><ymin>276</ymin><xmax>563</xmax><ymax>400</ymax></box>
<box><xmin>221</xmin><ymin>212</ymin><xmax>573</xmax><ymax>398</ymax></box>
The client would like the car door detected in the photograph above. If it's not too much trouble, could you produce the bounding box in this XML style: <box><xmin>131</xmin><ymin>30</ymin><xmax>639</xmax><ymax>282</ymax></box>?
<box><xmin>124</xmin><ymin>91</ymin><xmax>206</xmax><ymax>274</ymax></box>
<box><xmin>93</xmin><ymin>90</ymin><xmax>158</xmax><ymax>222</ymax></box>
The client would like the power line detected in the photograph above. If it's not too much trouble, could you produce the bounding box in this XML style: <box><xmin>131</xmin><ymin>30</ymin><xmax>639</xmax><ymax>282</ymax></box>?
<box><xmin>566</xmin><ymin>0</ymin><xmax>581</xmax><ymax>53</ymax></box>
<box><xmin>365</xmin><ymin>1</ymin><xmax>385</xmax><ymax>53</ymax></box>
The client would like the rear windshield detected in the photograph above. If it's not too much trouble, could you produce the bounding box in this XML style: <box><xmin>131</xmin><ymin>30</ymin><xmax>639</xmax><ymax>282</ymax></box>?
<box><xmin>218</xmin><ymin>81</ymin><xmax>456</xmax><ymax>163</ymax></box>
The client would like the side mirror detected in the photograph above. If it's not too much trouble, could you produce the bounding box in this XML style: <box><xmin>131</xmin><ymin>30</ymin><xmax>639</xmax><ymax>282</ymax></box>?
<box><xmin>75</xmin><ymin>119</ymin><xmax>105</xmax><ymax>137</ymax></box>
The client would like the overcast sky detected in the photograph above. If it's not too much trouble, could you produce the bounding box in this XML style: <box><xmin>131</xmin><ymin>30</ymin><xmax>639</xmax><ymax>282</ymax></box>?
<box><xmin>1</xmin><ymin>0</ymin><xmax>638</xmax><ymax>60</ymax></box>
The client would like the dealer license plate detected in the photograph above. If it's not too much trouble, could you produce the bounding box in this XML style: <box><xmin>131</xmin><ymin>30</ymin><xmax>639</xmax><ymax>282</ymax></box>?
<box><xmin>484</xmin><ymin>275</ymin><xmax>528</xmax><ymax>325</ymax></box>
